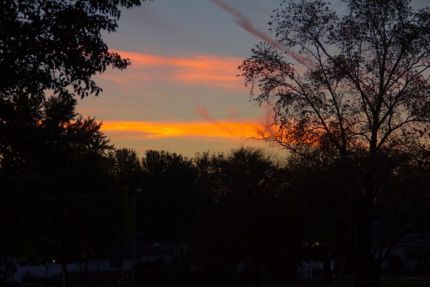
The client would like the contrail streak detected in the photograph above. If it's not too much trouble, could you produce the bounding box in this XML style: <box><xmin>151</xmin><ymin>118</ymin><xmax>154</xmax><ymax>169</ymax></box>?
<box><xmin>212</xmin><ymin>0</ymin><xmax>313</xmax><ymax>67</ymax></box>
<box><xmin>195</xmin><ymin>105</ymin><xmax>235</xmax><ymax>135</ymax></box>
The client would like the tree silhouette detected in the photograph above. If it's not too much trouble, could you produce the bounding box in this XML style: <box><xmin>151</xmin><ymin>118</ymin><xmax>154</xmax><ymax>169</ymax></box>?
<box><xmin>139</xmin><ymin>150</ymin><xmax>198</xmax><ymax>242</ymax></box>
<box><xmin>0</xmin><ymin>0</ymin><xmax>144</xmax><ymax>172</ymax></box>
<box><xmin>109</xmin><ymin>148</ymin><xmax>143</xmax><ymax>191</ymax></box>
<box><xmin>0</xmin><ymin>0</ymin><xmax>142</xmax><ymax>101</ymax></box>
<box><xmin>240</xmin><ymin>1</ymin><xmax>430</xmax><ymax>286</ymax></box>
<box><xmin>1</xmin><ymin>98</ymin><xmax>131</xmax><ymax>287</ymax></box>
<box><xmin>283</xmin><ymin>153</ymin><xmax>356</xmax><ymax>282</ymax></box>
<box><xmin>193</xmin><ymin>148</ymin><xmax>300</xmax><ymax>282</ymax></box>
<box><xmin>1</xmin><ymin>2</ymin><xmax>144</xmax><ymax>284</ymax></box>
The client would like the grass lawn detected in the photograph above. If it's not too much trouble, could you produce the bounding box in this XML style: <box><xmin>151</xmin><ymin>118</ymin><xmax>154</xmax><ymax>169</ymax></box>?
<box><xmin>266</xmin><ymin>277</ymin><xmax>430</xmax><ymax>287</ymax></box>
<box><xmin>133</xmin><ymin>278</ymin><xmax>430</xmax><ymax>287</ymax></box>
<box><xmin>68</xmin><ymin>278</ymin><xmax>430</xmax><ymax>287</ymax></box>
<box><xmin>267</xmin><ymin>277</ymin><xmax>430</xmax><ymax>287</ymax></box>
<box><xmin>380</xmin><ymin>277</ymin><xmax>430</xmax><ymax>287</ymax></box>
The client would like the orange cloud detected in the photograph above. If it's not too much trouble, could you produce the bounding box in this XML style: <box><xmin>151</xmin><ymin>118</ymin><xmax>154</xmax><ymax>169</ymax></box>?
<box><xmin>100</xmin><ymin>118</ymin><xmax>325</xmax><ymax>150</ymax></box>
<box><xmin>101</xmin><ymin>120</ymin><xmax>265</xmax><ymax>140</ymax></box>
<box><xmin>104</xmin><ymin>50</ymin><xmax>244</xmax><ymax>90</ymax></box>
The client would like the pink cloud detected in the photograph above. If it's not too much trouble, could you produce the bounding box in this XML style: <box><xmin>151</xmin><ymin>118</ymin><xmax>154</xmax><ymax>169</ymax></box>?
<box><xmin>195</xmin><ymin>105</ymin><xmax>215</xmax><ymax>123</ymax></box>
<box><xmin>102</xmin><ymin>50</ymin><xmax>245</xmax><ymax>90</ymax></box>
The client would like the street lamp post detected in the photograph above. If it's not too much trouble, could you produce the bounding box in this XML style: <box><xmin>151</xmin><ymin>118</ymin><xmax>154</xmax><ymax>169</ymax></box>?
<box><xmin>131</xmin><ymin>187</ymin><xmax>142</xmax><ymax>287</ymax></box>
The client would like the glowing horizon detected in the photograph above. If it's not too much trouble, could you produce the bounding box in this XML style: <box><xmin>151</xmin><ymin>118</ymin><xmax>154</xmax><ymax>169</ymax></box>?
<box><xmin>101</xmin><ymin>119</ymin><xmax>267</xmax><ymax>140</ymax></box>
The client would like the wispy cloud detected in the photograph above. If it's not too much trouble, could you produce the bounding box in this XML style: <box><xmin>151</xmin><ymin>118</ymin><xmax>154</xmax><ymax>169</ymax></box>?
<box><xmin>195</xmin><ymin>105</ymin><xmax>240</xmax><ymax>135</ymax></box>
<box><xmin>212</xmin><ymin>0</ymin><xmax>313</xmax><ymax>67</ymax></box>
<box><xmin>195</xmin><ymin>105</ymin><xmax>216</xmax><ymax>123</ymax></box>
<box><xmin>102</xmin><ymin>50</ymin><xmax>245</xmax><ymax>90</ymax></box>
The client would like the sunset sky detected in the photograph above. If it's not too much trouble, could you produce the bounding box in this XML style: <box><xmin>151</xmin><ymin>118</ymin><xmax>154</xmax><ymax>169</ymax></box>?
<box><xmin>77</xmin><ymin>0</ymin><xmax>288</xmax><ymax>157</ymax></box>
<box><xmin>76</xmin><ymin>0</ymin><xmax>429</xmax><ymax>157</ymax></box>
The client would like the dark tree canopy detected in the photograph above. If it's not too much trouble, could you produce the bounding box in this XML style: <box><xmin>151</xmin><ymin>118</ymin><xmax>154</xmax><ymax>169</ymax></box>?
<box><xmin>0</xmin><ymin>1</ymin><xmax>143</xmax><ymax>285</ymax></box>
<box><xmin>192</xmin><ymin>148</ymin><xmax>301</xmax><ymax>281</ymax></box>
<box><xmin>241</xmin><ymin>0</ymin><xmax>430</xmax><ymax>159</ymax></box>
<box><xmin>0</xmin><ymin>0</ymin><xmax>144</xmax><ymax>167</ymax></box>
<box><xmin>139</xmin><ymin>150</ymin><xmax>198</xmax><ymax>242</ymax></box>
<box><xmin>240</xmin><ymin>1</ymin><xmax>430</xmax><ymax>286</ymax></box>
<box><xmin>109</xmin><ymin>148</ymin><xmax>143</xmax><ymax>190</ymax></box>
<box><xmin>0</xmin><ymin>0</ymin><xmax>142</xmax><ymax>101</ymax></box>
<box><xmin>0</xmin><ymin>99</ymin><xmax>131</xmax><ymax>264</ymax></box>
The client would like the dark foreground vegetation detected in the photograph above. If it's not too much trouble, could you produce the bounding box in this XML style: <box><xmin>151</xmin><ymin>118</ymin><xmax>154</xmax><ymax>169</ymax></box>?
<box><xmin>2</xmin><ymin>146</ymin><xmax>430</xmax><ymax>286</ymax></box>
<box><xmin>1</xmin><ymin>1</ymin><xmax>430</xmax><ymax>287</ymax></box>
<box><xmin>7</xmin><ymin>278</ymin><xmax>430</xmax><ymax>287</ymax></box>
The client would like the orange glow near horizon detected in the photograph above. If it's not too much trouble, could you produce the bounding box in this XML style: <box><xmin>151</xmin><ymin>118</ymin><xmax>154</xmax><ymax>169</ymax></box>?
<box><xmin>101</xmin><ymin>120</ymin><xmax>266</xmax><ymax>140</ymax></box>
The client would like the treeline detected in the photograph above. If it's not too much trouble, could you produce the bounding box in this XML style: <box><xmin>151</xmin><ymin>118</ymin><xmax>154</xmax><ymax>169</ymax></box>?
<box><xmin>2</xmin><ymin>1</ymin><xmax>430</xmax><ymax>285</ymax></box>
<box><xmin>1</xmin><ymin>99</ymin><xmax>430</xmax><ymax>284</ymax></box>
<box><xmin>114</xmin><ymin>147</ymin><xmax>300</xmax><ymax>282</ymax></box>
<box><xmin>109</xmin><ymin>146</ymin><xmax>430</xmax><ymax>283</ymax></box>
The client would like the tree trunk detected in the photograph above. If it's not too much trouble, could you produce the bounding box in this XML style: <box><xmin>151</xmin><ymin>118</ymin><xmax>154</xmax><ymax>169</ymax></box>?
<box><xmin>353</xmin><ymin>256</ymin><xmax>380</xmax><ymax>287</ymax></box>
<box><xmin>60</xmin><ymin>262</ymin><xmax>69</xmax><ymax>287</ymax></box>
<box><xmin>252</xmin><ymin>252</ymin><xmax>262</xmax><ymax>283</ymax></box>
<box><xmin>322</xmin><ymin>250</ymin><xmax>333</xmax><ymax>284</ymax></box>
<box><xmin>352</xmin><ymin>202</ymin><xmax>380</xmax><ymax>287</ymax></box>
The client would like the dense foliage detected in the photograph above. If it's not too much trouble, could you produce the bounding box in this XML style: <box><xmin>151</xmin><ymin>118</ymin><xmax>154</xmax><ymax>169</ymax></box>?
<box><xmin>0</xmin><ymin>1</ymin><xmax>143</xmax><ymax>286</ymax></box>
<box><xmin>240</xmin><ymin>0</ymin><xmax>430</xmax><ymax>286</ymax></box>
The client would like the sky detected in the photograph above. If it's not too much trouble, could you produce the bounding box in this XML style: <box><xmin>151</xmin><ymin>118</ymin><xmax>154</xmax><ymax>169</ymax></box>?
<box><xmin>78</xmin><ymin>0</ymin><xmax>286</xmax><ymax>157</ymax></box>
<box><xmin>77</xmin><ymin>0</ymin><xmax>430</xmax><ymax>157</ymax></box>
